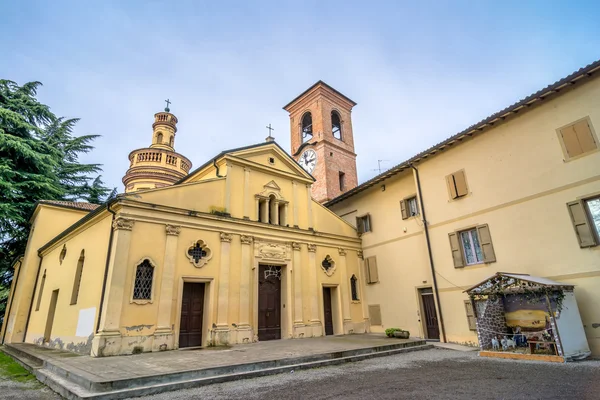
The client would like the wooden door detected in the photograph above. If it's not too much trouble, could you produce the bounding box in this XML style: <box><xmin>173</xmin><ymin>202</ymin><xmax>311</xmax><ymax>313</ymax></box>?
<box><xmin>179</xmin><ymin>283</ymin><xmax>205</xmax><ymax>348</ymax></box>
<box><xmin>258</xmin><ymin>265</ymin><xmax>281</xmax><ymax>341</ymax></box>
<box><xmin>44</xmin><ymin>289</ymin><xmax>59</xmax><ymax>342</ymax></box>
<box><xmin>420</xmin><ymin>289</ymin><xmax>440</xmax><ymax>340</ymax></box>
<box><xmin>323</xmin><ymin>287</ymin><xmax>334</xmax><ymax>336</ymax></box>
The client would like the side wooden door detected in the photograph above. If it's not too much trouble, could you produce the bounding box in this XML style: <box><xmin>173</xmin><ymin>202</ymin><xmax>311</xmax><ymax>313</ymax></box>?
<box><xmin>420</xmin><ymin>288</ymin><xmax>440</xmax><ymax>340</ymax></box>
<box><xmin>179</xmin><ymin>283</ymin><xmax>205</xmax><ymax>348</ymax></box>
<box><xmin>258</xmin><ymin>265</ymin><xmax>281</xmax><ymax>341</ymax></box>
<box><xmin>323</xmin><ymin>287</ymin><xmax>334</xmax><ymax>336</ymax></box>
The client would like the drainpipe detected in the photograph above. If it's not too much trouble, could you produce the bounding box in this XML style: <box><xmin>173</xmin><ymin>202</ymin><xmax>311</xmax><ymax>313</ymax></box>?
<box><xmin>213</xmin><ymin>158</ymin><xmax>224</xmax><ymax>178</ymax></box>
<box><xmin>410</xmin><ymin>163</ymin><xmax>447</xmax><ymax>343</ymax></box>
<box><xmin>23</xmin><ymin>255</ymin><xmax>44</xmax><ymax>342</ymax></box>
<box><xmin>1</xmin><ymin>257</ymin><xmax>23</xmax><ymax>344</ymax></box>
<box><xmin>95</xmin><ymin>201</ymin><xmax>117</xmax><ymax>334</ymax></box>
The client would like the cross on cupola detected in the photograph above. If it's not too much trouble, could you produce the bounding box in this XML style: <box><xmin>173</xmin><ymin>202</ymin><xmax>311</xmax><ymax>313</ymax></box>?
<box><xmin>265</xmin><ymin>123</ymin><xmax>275</xmax><ymax>142</ymax></box>
<box><xmin>164</xmin><ymin>98</ymin><xmax>171</xmax><ymax>112</ymax></box>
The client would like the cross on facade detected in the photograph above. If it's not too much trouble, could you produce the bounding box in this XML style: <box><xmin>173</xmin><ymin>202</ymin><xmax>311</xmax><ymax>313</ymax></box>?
<box><xmin>164</xmin><ymin>99</ymin><xmax>171</xmax><ymax>112</ymax></box>
<box><xmin>266</xmin><ymin>124</ymin><xmax>275</xmax><ymax>137</ymax></box>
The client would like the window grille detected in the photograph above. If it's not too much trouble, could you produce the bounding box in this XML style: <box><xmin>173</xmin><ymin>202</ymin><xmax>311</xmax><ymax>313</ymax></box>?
<box><xmin>133</xmin><ymin>259</ymin><xmax>154</xmax><ymax>300</ymax></box>
<box><xmin>350</xmin><ymin>275</ymin><xmax>359</xmax><ymax>301</ymax></box>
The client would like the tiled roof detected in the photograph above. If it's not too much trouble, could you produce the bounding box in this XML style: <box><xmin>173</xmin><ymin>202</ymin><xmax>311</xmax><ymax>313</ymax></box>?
<box><xmin>39</xmin><ymin>200</ymin><xmax>101</xmax><ymax>212</ymax></box>
<box><xmin>325</xmin><ymin>58</ymin><xmax>600</xmax><ymax>207</ymax></box>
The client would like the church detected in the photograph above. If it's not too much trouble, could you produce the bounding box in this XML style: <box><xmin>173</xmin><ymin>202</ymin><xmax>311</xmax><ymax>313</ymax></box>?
<box><xmin>1</xmin><ymin>82</ymin><xmax>369</xmax><ymax>356</ymax></box>
<box><xmin>3</xmin><ymin>59</ymin><xmax>600</xmax><ymax>358</ymax></box>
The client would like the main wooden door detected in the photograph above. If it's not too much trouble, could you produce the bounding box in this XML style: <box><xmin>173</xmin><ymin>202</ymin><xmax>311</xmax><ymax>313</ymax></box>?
<box><xmin>420</xmin><ymin>288</ymin><xmax>440</xmax><ymax>340</ymax></box>
<box><xmin>258</xmin><ymin>265</ymin><xmax>281</xmax><ymax>341</ymax></box>
<box><xmin>179</xmin><ymin>282</ymin><xmax>205</xmax><ymax>348</ymax></box>
<box><xmin>323</xmin><ymin>288</ymin><xmax>334</xmax><ymax>336</ymax></box>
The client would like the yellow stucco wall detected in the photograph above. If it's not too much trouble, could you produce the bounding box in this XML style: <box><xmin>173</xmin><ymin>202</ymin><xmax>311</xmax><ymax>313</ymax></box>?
<box><xmin>330</xmin><ymin>75</ymin><xmax>600</xmax><ymax>355</ymax></box>
<box><xmin>24</xmin><ymin>213</ymin><xmax>112</xmax><ymax>352</ymax></box>
<box><xmin>1</xmin><ymin>205</ymin><xmax>92</xmax><ymax>344</ymax></box>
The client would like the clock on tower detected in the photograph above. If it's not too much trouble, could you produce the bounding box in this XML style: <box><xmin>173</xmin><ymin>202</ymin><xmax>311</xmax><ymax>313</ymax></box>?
<box><xmin>283</xmin><ymin>81</ymin><xmax>358</xmax><ymax>203</ymax></box>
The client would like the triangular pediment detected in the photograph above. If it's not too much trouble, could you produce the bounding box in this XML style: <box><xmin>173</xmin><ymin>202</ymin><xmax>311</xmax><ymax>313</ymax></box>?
<box><xmin>264</xmin><ymin>180</ymin><xmax>280</xmax><ymax>191</ymax></box>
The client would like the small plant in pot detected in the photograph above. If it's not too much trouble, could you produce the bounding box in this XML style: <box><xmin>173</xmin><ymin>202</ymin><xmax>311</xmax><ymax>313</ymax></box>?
<box><xmin>385</xmin><ymin>328</ymin><xmax>410</xmax><ymax>338</ymax></box>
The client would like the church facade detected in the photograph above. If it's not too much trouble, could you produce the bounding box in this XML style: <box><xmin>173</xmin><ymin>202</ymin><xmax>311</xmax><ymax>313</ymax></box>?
<box><xmin>0</xmin><ymin>85</ymin><xmax>367</xmax><ymax>356</ymax></box>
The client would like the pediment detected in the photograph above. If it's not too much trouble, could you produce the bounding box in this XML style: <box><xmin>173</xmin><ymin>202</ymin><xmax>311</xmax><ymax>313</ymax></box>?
<box><xmin>264</xmin><ymin>180</ymin><xmax>280</xmax><ymax>191</ymax></box>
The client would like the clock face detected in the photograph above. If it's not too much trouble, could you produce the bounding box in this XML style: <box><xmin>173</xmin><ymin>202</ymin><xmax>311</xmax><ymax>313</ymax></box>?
<box><xmin>298</xmin><ymin>149</ymin><xmax>317</xmax><ymax>173</ymax></box>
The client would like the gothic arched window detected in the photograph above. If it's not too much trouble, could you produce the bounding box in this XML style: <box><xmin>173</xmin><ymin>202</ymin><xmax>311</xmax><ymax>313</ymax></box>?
<box><xmin>70</xmin><ymin>250</ymin><xmax>85</xmax><ymax>305</ymax></box>
<box><xmin>156</xmin><ymin>132</ymin><xmax>163</xmax><ymax>144</ymax></box>
<box><xmin>331</xmin><ymin>111</ymin><xmax>342</xmax><ymax>140</ymax></box>
<box><xmin>301</xmin><ymin>112</ymin><xmax>313</xmax><ymax>143</ymax></box>
<box><xmin>133</xmin><ymin>259</ymin><xmax>154</xmax><ymax>300</ymax></box>
<box><xmin>350</xmin><ymin>275</ymin><xmax>359</xmax><ymax>301</ymax></box>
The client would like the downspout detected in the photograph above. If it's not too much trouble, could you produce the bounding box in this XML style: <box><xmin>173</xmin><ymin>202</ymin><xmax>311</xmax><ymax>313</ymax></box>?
<box><xmin>213</xmin><ymin>158</ymin><xmax>224</xmax><ymax>178</ymax></box>
<box><xmin>1</xmin><ymin>258</ymin><xmax>23</xmax><ymax>344</ymax></box>
<box><xmin>23</xmin><ymin>256</ymin><xmax>44</xmax><ymax>342</ymax></box>
<box><xmin>410</xmin><ymin>163</ymin><xmax>447</xmax><ymax>343</ymax></box>
<box><xmin>95</xmin><ymin>201</ymin><xmax>117</xmax><ymax>334</ymax></box>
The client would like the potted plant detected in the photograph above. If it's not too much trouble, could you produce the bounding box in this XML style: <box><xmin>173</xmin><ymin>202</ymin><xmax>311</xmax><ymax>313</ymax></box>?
<box><xmin>385</xmin><ymin>328</ymin><xmax>400</xmax><ymax>338</ymax></box>
<box><xmin>393</xmin><ymin>329</ymin><xmax>410</xmax><ymax>339</ymax></box>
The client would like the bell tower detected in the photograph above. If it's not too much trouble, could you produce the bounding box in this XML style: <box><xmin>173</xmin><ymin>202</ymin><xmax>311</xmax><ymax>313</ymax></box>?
<box><xmin>122</xmin><ymin>101</ymin><xmax>192</xmax><ymax>192</ymax></box>
<box><xmin>284</xmin><ymin>81</ymin><xmax>358</xmax><ymax>203</ymax></box>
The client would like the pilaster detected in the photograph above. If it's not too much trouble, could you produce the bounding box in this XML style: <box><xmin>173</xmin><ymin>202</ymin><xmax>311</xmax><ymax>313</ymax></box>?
<box><xmin>307</xmin><ymin>243</ymin><xmax>322</xmax><ymax>337</ymax></box>
<box><xmin>357</xmin><ymin>250</ymin><xmax>370</xmax><ymax>332</ymax></box>
<box><xmin>237</xmin><ymin>235</ymin><xmax>253</xmax><ymax>343</ymax></box>
<box><xmin>243</xmin><ymin>168</ymin><xmax>250</xmax><ymax>219</ymax></box>
<box><xmin>291</xmin><ymin>242</ymin><xmax>306</xmax><ymax>338</ymax></box>
<box><xmin>292</xmin><ymin>181</ymin><xmax>299</xmax><ymax>227</ymax></box>
<box><xmin>153</xmin><ymin>224</ymin><xmax>180</xmax><ymax>351</ymax></box>
<box><xmin>214</xmin><ymin>232</ymin><xmax>232</xmax><ymax>345</ymax></box>
<box><xmin>225</xmin><ymin>164</ymin><xmax>232</xmax><ymax>213</ymax></box>
<box><xmin>306</xmin><ymin>185</ymin><xmax>313</xmax><ymax>229</ymax></box>
<box><xmin>91</xmin><ymin>217</ymin><xmax>134</xmax><ymax>357</ymax></box>
<box><xmin>338</xmin><ymin>248</ymin><xmax>353</xmax><ymax>333</ymax></box>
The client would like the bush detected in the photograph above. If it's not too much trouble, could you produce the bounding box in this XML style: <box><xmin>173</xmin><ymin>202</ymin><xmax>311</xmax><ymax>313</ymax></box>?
<box><xmin>385</xmin><ymin>328</ymin><xmax>410</xmax><ymax>337</ymax></box>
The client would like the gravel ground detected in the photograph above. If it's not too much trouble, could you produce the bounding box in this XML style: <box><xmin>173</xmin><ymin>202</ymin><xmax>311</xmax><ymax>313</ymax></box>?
<box><xmin>0</xmin><ymin>378</ymin><xmax>60</xmax><ymax>400</ymax></box>
<box><xmin>140</xmin><ymin>348</ymin><xmax>600</xmax><ymax>400</ymax></box>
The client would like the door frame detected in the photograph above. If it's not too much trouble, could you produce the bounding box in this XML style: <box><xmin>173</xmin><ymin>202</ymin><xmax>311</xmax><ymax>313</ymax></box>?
<box><xmin>175</xmin><ymin>277</ymin><xmax>214</xmax><ymax>349</ymax></box>
<box><xmin>44</xmin><ymin>289</ymin><xmax>59</xmax><ymax>342</ymax></box>
<box><xmin>417</xmin><ymin>286</ymin><xmax>440</xmax><ymax>340</ymax></box>
<box><xmin>321</xmin><ymin>284</ymin><xmax>343</xmax><ymax>336</ymax></box>
<box><xmin>253</xmin><ymin>261</ymin><xmax>292</xmax><ymax>341</ymax></box>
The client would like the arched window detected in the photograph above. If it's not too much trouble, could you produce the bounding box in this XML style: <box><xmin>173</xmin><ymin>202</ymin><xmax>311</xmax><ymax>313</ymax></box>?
<box><xmin>301</xmin><ymin>112</ymin><xmax>313</xmax><ymax>143</ymax></box>
<box><xmin>156</xmin><ymin>132</ymin><xmax>163</xmax><ymax>144</ymax></box>
<box><xmin>133</xmin><ymin>259</ymin><xmax>154</xmax><ymax>300</ymax></box>
<box><xmin>71</xmin><ymin>250</ymin><xmax>85</xmax><ymax>305</ymax></box>
<box><xmin>331</xmin><ymin>111</ymin><xmax>342</xmax><ymax>140</ymax></box>
<box><xmin>169</xmin><ymin>136</ymin><xmax>174</xmax><ymax>147</ymax></box>
<box><xmin>35</xmin><ymin>270</ymin><xmax>47</xmax><ymax>311</ymax></box>
<box><xmin>350</xmin><ymin>275</ymin><xmax>359</xmax><ymax>301</ymax></box>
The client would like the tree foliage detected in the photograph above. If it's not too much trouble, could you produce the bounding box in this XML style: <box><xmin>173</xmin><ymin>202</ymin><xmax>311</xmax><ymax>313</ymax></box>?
<box><xmin>0</xmin><ymin>79</ymin><xmax>112</xmax><ymax>322</ymax></box>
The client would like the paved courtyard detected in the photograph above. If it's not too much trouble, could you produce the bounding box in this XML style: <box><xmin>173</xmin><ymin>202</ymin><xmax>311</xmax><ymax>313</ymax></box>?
<box><xmin>3</xmin><ymin>348</ymin><xmax>600</xmax><ymax>399</ymax></box>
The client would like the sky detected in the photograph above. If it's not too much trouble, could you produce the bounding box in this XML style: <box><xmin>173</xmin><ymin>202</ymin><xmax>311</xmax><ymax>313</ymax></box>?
<box><xmin>2</xmin><ymin>0</ymin><xmax>600</xmax><ymax>192</ymax></box>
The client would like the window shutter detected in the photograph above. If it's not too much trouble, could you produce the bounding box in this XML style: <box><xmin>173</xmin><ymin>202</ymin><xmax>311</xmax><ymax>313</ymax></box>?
<box><xmin>476</xmin><ymin>224</ymin><xmax>496</xmax><ymax>263</ymax></box>
<box><xmin>464</xmin><ymin>300</ymin><xmax>476</xmax><ymax>331</ymax></box>
<box><xmin>560</xmin><ymin>125</ymin><xmax>583</xmax><ymax>158</ymax></box>
<box><xmin>366</xmin><ymin>215</ymin><xmax>372</xmax><ymax>232</ymax></box>
<box><xmin>400</xmin><ymin>200</ymin><xmax>408</xmax><ymax>220</ymax></box>
<box><xmin>448</xmin><ymin>232</ymin><xmax>464</xmax><ymax>268</ymax></box>
<box><xmin>573</xmin><ymin>120</ymin><xmax>597</xmax><ymax>153</ymax></box>
<box><xmin>368</xmin><ymin>304</ymin><xmax>382</xmax><ymax>325</ymax></box>
<box><xmin>366</xmin><ymin>256</ymin><xmax>379</xmax><ymax>283</ymax></box>
<box><xmin>567</xmin><ymin>201</ymin><xmax>596</xmax><ymax>247</ymax></box>
<box><xmin>356</xmin><ymin>217</ymin><xmax>363</xmax><ymax>234</ymax></box>
<box><xmin>446</xmin><ymin>175</ymin><xmax>458</xmax><ymax>199</ymax></box>
<box><xmin>454</xmin><ymin>171</ymin><xmax>468</xmax><ymax>197</ymax></box>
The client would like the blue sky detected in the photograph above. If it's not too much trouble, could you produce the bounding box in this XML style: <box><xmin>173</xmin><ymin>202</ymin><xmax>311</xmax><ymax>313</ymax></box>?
<box><xmin>2</xmin><ymin>0</ymin><xmax>599</xmax><ymax>191</ymax></box>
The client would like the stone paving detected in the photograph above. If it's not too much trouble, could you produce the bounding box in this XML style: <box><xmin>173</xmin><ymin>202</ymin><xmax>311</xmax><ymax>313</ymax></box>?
<box><xmin>16</xmin><ymin>334</ymin><xmax>413</xmax><ymax>383</ymax></box>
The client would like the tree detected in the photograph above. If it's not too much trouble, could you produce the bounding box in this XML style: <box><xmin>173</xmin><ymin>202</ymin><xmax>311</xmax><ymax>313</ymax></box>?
<box><xmin>0</xmin><ymin>80</ymin><xmax>110</xmax><ymax>322</ymax></box>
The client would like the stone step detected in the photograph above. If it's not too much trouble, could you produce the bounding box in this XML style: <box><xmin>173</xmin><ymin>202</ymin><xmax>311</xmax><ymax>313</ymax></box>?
<box><xmin>35</xmin><ymin>343</ymin><xmax>433</xmax><ymax>400</ymax></box>
<box><xmin>1</xmin><ymin>344</ymin><xmax>44</xmax><ymax>372</ymax></box>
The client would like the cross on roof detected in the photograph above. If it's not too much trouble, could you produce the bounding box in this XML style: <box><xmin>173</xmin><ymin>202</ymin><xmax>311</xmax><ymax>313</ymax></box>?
<box><xmin>266</xmin><ymin>123</ymin><xmax>275</xmax><ymax>137</ymax></box>
<box><xmin>164</xmin><ymin>99</ymin><xmax>171</xmax><ymax>112</ymax></box>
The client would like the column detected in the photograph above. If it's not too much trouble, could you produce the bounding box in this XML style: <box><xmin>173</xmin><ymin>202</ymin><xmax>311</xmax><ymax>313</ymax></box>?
<box><xmin>307</xmin><ymin>244</ymin><xmax>321</xmax><ymax>331</ymax></box>
<box><xmin>271</xmin><ymin>199</ymin><xmax>279</xmax><ymax>225</ymax></box>
<box><xmin>238</xmin><ymin>235</ymin><xmax>253</xmax><ymax>342</ymax></box>
<box><xmin>243</xmin><ymin>168</ymin><xmax>250</xmax><ymax>219</ymax></box>
<box><xmin>260</xmin><ymin>199</ymin><xmax>269</xmax><ymax>223</ymax></box>
<box><xmin>283</xmin><ymin>203</ymin><xmax>289</xmax><ymax>227</ymax></box>
<box><xmin>153</xmin><ymin>225</ymin><xmax>180</xmax><ymax>350</ymax></box>
<box><xmin>356</xmin><ymin>251</ymin><xmax>369</xmax><ymax>327</ymax></box>
<box><xmin>292</xmin><ymin>181</ymin><xmax>299</xmax><ymax>227</ymax></box>
<box><xmin>92</xmin><ymin>217</ymin><xmax>134</xmax><ymax>356</ymax></box>
<box><xmin>338</xmin><ymin>248</ymin><xmax>352</xmax><ymax>333</ymax></box>
<box><xmin>306</xmin><ymin>184</ymin><xmax>313</xmax><ymax>229</ymax></box>
<box><xmin>254</xmin><ymin>197</ymin><xmax>260</xmax><ymax>221</ymax></box>
<box><xmin>292</xmin><ymin>242</ymin><xmax>304</xmax><ymax>329</ymax></box>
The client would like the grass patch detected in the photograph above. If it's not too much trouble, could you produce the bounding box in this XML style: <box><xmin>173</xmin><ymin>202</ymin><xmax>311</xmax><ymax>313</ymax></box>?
<box><xmin>0</xmin><ymin>349</ymin><xmax>38</xmax><ymax>384</ymax></box>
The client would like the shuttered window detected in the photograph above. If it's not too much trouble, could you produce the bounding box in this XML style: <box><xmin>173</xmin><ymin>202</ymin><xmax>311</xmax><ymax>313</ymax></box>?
<box><xmin>401</xmin><ymin>196</ymin><xmax>419</xmax><ymax>219</ymax></box>
<box><xmin>567</xmin><ymin>198</ymin><xmax>599</xmax><ymax>248</ymax></box>
<box><xmin>558</xmin><ymin>118</ymin><xmax>597</xmax><ymax>160</ymax></box>
<box><xmin>448</xmin><ymin>224</ymin><xmax>496</xmax><ymax>268</ymax></box>
<box><xmin>464</xmin><ymin>300</ymin><xmax>476</xmax><ymax>331</ymax></box>
<box><xmin>446</xmin><ymin>170</ymin><xmax>468</xmax><ymax>200</ymax></box>
<box><xmin>356</xmin><ymin>214</ymin><xmax>372</xmax><ymax>233</ymax></box>
<box><xmin>365</xmin><ymin>256</ymin><xmax>379</xmax><ymax>284</ymax></box>
<box><xmin>368</xmin><ymin>304</ymin><xmax>382</xmax><ymax>325</ymax></box>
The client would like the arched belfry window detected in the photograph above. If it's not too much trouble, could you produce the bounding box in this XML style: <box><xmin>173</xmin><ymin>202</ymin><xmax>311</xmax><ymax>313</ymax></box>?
<box><xmin>133</xmin><ymin>259</ymin><xmax>154</xmax><ymax>301</ymax></box>
<box><xmin>169</xmin><ymin>136</ymin><xmax>174</xmax><ymax>147</ymax></box>
<box><xmin>156</xmin><ymin>132</ymin><xmax>163</xmax><ymax>144</ymax></box>
<box><xmin>331</xmin><ymin>111</ymin><xmax>342</xmax><ymax>140</ymax></box>
<box><xmin>350</xmin><ymin>274</ymin><xmax>359</xmax><ymax>301</ymax></box>
<box><xmin>301</xmin><ymin>112</ymin><xmax>313</xmax><ymax>143</ymax></box>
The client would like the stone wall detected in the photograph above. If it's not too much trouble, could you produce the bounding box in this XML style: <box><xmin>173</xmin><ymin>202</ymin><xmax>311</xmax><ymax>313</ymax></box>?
<box><xmin>475</xmin><ymin>299</ymin><xmax>509</xmax><ymax>350</ymax></box>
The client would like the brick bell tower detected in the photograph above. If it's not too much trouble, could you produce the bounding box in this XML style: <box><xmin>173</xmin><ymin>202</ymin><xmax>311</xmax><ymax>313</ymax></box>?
<box><xmin>283</xmin><ymin>81</ymin><xmax>358</xmax><ymax>203</ymax></box>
